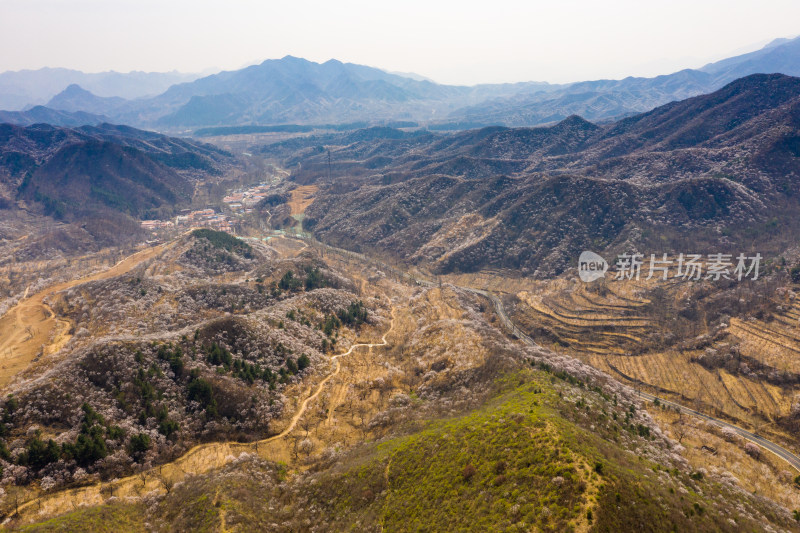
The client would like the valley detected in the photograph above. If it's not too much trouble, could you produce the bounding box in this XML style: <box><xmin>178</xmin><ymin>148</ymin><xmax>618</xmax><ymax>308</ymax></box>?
<box><xmin>3</xmin><ymin>35</ymin><xmax>800</xmax><ymax>531</ymax></box>
<box><xmin>1</xmin><ymin>145</ymin><xmax>800</xmax><ymax>528</ymax></box>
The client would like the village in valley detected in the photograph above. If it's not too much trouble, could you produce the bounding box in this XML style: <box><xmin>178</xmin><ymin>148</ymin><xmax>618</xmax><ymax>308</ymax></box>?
<box><xmin>140</xmin><ymin>182</ymin><xmax>273</xmax><ymax>238</ymax></box>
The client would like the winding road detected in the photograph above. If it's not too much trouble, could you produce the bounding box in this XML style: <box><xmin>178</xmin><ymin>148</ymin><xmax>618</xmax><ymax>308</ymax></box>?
<box><xmin>635</xmin><ymin>390</ymin><xmax>800</xmax><ymax>471</ymax></box>
<box><xmin>274</xmin><ymin>231</ymin><xmax>800</xmax><ymax>474</ymax></box>
<box><xmin>476</xmin><ymin>277</ymin><xmax>800</xmax><ymax>473</ymax></box>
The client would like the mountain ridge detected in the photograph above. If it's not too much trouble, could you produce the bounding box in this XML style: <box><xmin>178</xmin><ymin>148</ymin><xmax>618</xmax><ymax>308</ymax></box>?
<box><xmin>254</xmin><ymin>73</ymin><xmax>800</xmax><ymax>276</ymax></box>
<box><xmin>0</xmin><ymin>68</ymin><xmax>203</xmax><ymax>110</ymax></box>
<box><xmin>6</xmin><ymin>36</ymin><xmax>799</xmax><ymax>130</ymax></box>
<box><xmin>0</xmin><ymin>122</ymin><xmax>232</xmax><ymax>246</ymax></box>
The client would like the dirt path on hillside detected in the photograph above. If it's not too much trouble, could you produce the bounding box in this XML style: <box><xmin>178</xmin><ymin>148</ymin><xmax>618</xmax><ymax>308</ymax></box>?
<box><xmin>0</xmin><ymin>243</ymin><xmax>171</xmax><ymax>390</ymax></box>
<box><xmin>264</xmin><ymin>303</ymin><xmax>394</xmax><ymax>442</ymax></box>
<box><xmin>6</xmin><ymin>302</ymin><xmax>396</xmax><ymax>526</ymax></box>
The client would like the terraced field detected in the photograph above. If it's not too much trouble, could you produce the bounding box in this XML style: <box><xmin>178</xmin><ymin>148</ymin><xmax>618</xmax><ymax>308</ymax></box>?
<box><xmin>729</xmin><ymin>299</ymin><xmax>800</xmax><ymax>375</ymax></box>
<box><xmin>590</xmin><ymin>351</ymin><xmax>790</xmax><ymax>425</ymax></box>
<box><xmin>505</xmin><ymin>275</ymin><xmax>800</xmax><ymax>443</ymax></box>
<box><xmin>513</xmin><ymin>279</ymin><xmax>654</xmax><ymax>355</ymax></box>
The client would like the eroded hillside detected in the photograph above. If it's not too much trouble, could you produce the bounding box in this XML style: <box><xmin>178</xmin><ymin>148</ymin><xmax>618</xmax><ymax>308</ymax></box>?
<box><xmin>0</xmin><ymin>229</ymin><xmax>389</xmax><ymax>513</ymax></box>
<box><xmin>255</xmin><ymin>74</ymin><xmax>800</xmax><ymax>278</ymax></box>
<box><xmin>2</xmin><ymin>231</ymin><xmax>798</xmax><ymax>531</ymax></box>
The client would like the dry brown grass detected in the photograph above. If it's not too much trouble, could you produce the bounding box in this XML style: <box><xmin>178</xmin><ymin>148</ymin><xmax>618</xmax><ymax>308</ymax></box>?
<box><xmin>536</xmin><ymin>284</ymin><xmax>791</xmax><ymax>433</ymax></box>
<box><xmin>650</xmin><ymin>404</ymin><xmax>800</xmax><ymax>511</ymax></box>
<box><xmin>729</xmin><ymin>310</ymin><xmax>800</xmax><ymax>375</ymax></box>
<box><xmin>0</xmin><ymin>243</ymin><xmax>172</xmax><ymax>389</ymax></box>
<box><xmin>586</xmin><ymin>350</ymin><xmax>789</xmax><ymax>428</ymax></box>
<box><xmin>288</xmin><ymin>185</ymin><xmax>318</xmax><ymax>216</ymax></box>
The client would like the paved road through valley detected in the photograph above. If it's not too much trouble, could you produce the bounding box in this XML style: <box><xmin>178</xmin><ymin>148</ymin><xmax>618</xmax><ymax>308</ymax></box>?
<box><xmin>480</xmin><ymin>282</ymin><xmax>800</xmax><ymax>473</ymax></box>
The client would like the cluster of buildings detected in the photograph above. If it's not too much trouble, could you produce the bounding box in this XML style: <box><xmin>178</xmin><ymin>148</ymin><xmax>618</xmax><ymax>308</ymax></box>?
<box><xmin>222</xmin><ymin>183</ymin><xmax>272</xmax><ymax>213</ymax></box>
<box><xmin>176</xmin><ymin>209</ymin><xmax>233</xmax><ymax>232</ymax></box>
<box><xmin>141</xmin><ymin>219</ymin><xmax>173</xmax><ymax>231</ymax></box>
<box><xmin>141</xmin><ymin>208</ymin><xmax>233</xmax><ymax>236</ymax></box>
<box><xmin>141</xmin><ymin>183</ymin><xmax>274</xmax><ymax>237</ymax></box>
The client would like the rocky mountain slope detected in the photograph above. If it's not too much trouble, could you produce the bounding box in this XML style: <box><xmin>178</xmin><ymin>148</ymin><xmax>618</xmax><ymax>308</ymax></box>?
<box><xmin>259</xmin><ymin>74</ymin><xmax>800</xmax><ymax>276</ymax></box>
<box><xmin>0</xmin><ymin>122</ymin><xmax>232</xmax><ymax>246</ymax></box>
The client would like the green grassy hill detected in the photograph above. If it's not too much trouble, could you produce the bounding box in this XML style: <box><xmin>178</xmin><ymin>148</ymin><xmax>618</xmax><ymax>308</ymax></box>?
<box><xmin>18</xmin><ymin>368</ymin><xmax>796</xmax><ymax>532</ymax></box>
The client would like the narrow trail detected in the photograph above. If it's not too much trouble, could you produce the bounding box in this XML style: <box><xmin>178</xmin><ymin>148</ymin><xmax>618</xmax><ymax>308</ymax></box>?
<box><xmin>0</xmin><ymin>242</ymin><xmax>173</xmax><ymax>389</ymax></box>
<box><xmin>7</xmin><ymin>299</ymin><xmax>396</xmax><ymax>526</ymax></box>
<box><xmin>273</xmin><ymin>232</ymin><xmax>800</xmax><ymax>475</ymax></box>
<box><xmin>261</xmin><ymin>301</ymin><xmax>394</xmax><ymax>444</ymax></box>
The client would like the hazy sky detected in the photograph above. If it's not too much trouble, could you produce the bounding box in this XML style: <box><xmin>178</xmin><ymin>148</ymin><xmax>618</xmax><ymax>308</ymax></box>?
<box><xmin>1</xmin><ymin>0</ymin><xmax>798</xmax><ymax>85</ymax></box>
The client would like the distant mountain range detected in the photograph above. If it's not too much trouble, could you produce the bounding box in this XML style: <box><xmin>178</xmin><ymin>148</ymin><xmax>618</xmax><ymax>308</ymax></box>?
<box><xmin>2</xmin><ymin>36</ymin><xmax>800</xmax><ymax>132</ymax></box>
<box><xmin>33</xmin><ymin>57</ymin><xmax>548</xmax><ymax>130</ymax></box>
<box><xmin>449</xmin><ymin>37</ymin><xmax>800</xmax><ymax>127</ymax></box>
<box><xmin>0</xmin><ymin>68</ymin><xmax>204</xmax><ymax>110</ymax></box>
<box><xmin>0</xmin><ymin>106</ymin><xmax>108</xmax><ymax>127</ymax></box>
<box><xmin>258</xmin><ymin>73</ymin><xmax>800</xmax><ymax>276</ymax></box>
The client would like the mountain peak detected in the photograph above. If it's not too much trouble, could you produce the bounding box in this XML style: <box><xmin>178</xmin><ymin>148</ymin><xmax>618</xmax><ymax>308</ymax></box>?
<box><xmin>553</xmin><ymin>114</ymin><xmax>599</xmax><ymax>131</ymax></box>
<box><xmin>47</xmin><ymin>84</ymin><xmax>125</xmax><ymax>115</ymax></box>
<box><xmin>764</xmin><ymin>36</ymin><xmax>795</xmax><ymax>49</ymax></box>
<box><xmin>278</xmin><ymin>55</ymin><xmax>312</xmax><ymax>64</ymax></box>
<box><xmin>61</xmin><ymin>83</ymin><xmax>93</xmax><ymax>95</ymax></box>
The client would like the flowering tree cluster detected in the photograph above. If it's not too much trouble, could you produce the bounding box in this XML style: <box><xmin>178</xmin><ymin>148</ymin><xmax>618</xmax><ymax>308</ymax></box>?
<box><xmin>0</xmin><ymin>234</ymin><xmax>383</xmax><ymax>492</ymax></box>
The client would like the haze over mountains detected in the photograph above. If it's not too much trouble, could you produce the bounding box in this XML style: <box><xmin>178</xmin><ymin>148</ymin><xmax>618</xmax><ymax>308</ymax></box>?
<box><xmin>5</xmin><ymin>24</ymin><xmax>800</xmax><ymax>531</ymax></box>
<box><xmin>41</xmin><ymin>57</ymin><xmax>548</xmax><ymax>129</ymax></box>
<box><xmin>448</xmin><ymin>36</ymin><xmax>800</xmax><ymax>127</ymax></box>
<box><xmin>0</xmin><ymin>68</ymin><xmax>205</xmax><ymax>111</ymax></box>
<box><xmin>0</xmin><ymin>106</ymin><xmax>107</xmax><ymax>128</ymax></box>
<box><xmin>3</xmin><ymin>36</ymin><xmax>800</xmax><ymax>131</ymax></box>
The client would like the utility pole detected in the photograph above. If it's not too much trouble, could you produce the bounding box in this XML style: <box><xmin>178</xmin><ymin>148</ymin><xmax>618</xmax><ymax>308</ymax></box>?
<box><xmin>327</xmin><ymin>149</ymin><xmax>332</xmax><ymax>186</ymax></box>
